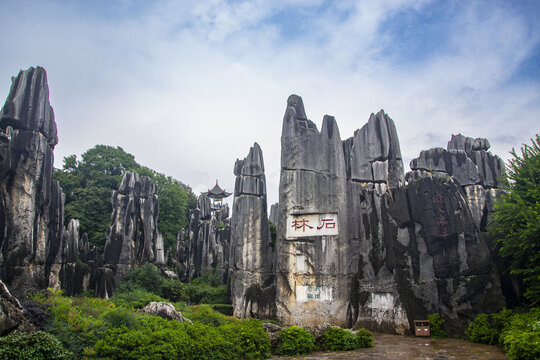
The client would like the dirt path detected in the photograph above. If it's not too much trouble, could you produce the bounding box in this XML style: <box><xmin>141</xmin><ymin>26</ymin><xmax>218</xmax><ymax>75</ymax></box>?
<box><xmin>272</xmin><ymin>333</ymin><xmax>508</xmax><ymax>359</ymax></box>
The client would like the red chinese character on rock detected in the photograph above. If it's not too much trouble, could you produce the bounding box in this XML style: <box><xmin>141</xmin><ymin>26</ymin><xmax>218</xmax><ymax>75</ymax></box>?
<box><xmin>291</xmin><ymin>219</ymin><xmax>313</xmax><ymax>232</ymax></box>
<box><xmin>317</xmin><ymin>218</ymin><xmax>336</xmax><ymax>230</ymax></box>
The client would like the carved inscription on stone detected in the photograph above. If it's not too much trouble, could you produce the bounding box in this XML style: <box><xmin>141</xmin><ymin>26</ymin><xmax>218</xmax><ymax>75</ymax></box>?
<box><xmin>286</xmin><ymin>213</ymin><xmax>338</xmax><ymax>239</ymax></box>
<box><xmin>296</xmin><ymin>285</ymin><xmax>333</xmax><ymax>302</ymax></box>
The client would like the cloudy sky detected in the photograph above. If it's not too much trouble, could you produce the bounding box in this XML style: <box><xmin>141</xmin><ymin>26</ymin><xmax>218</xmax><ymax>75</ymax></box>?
<box><xmin>1</xmin><ymin>0</ymin><xmax>539</xmax><ymax>208</ymax></box>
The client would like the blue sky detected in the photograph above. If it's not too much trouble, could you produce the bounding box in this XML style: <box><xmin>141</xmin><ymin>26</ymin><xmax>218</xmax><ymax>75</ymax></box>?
<box><xmin>1</xmin><ymin>0</ymin><xmax>539</xmax><ymax>207</ymax></box>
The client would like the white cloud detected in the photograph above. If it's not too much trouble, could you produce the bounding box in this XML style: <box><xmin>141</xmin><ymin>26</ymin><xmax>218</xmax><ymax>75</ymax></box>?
<box><xmin>0</xmin><ymin>0</ymin><xmax>538</xmax><ymax>209</ymax></box>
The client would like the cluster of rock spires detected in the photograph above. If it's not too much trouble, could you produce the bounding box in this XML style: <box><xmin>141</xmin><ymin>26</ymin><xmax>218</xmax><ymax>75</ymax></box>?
<box><xmin>229</xmin><ymin>95</ymin><xmax>515</xmax><ymax>336</ymax></box>
<box><xmin>0</xmin><ymin>67</ymin><xmax>517</xmax><ymax>337</ymax></box>
<box><xmin>0</xmin><ymin>67</ymin><xmax>165</xmax><ymax>302</ymax></box>
<box><xmin>175</xmin><ymin>194</ymin><xmax>231</xmax><ymax>283</ymax></box>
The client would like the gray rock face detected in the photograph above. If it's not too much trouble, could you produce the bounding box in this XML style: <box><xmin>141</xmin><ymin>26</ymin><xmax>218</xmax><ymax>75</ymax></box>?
<box><xmin>138</xmin><ymin>301</ymin><xmax>192</xmax><ymax>323</ymax></box>
<box><xmin>99</xmin><ymin>171</ymin><xmax>164</xmax><ymax>297</ymax></box>
<box><xmin>269</xmin><ymin>203</ymin><xmax>279</xmax><ymax>225</ymax></box>
<box><xmin>410</xmin><ymin>134</ymin><xmax>505</xmax><ymax>188</ymax></box>
<box><xmin>0</xmin><ymin>279</ymin><xmax>35</xmax><ymax>335</ymax></box>
<box><xmin>0</xmin><ymin>67</ymin><xmax>65</xmax><ymax>291</ymax></box>
<box><xmin>344</xmin><ymin>110</ymin><xmax>404</xmax><ymax>187</ymax></box>
<box><xmin>180</xmin><ymin>195</ymin><xmax>230</xmax><ymax>283</ymax></box>
<box><xmin>269</xmin><ymin>95</ymin><xmax>506</xmax><ymax>335</ymax></box>
<box><xmin>229</xmin><ymin>143</ymin><xmax>275</xmax><ymax>319</ymax></box>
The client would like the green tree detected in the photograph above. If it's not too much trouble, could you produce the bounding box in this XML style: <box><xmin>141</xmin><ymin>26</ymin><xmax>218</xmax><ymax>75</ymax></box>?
<box><xmin>490</xmin><ymin>134</ymin><xmax>540</xmax><ymax>305</ymax></box>
<box><xmin>54</xmin><ymin>145</ymin><xmax>196</xmax><ymax>250</ymax></box>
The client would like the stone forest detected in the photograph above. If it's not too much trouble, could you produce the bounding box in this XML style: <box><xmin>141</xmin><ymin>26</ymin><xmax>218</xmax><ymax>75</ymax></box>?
<box><xmin>0</xmin><ymin>67</ymin><xmax>538</xmax><ymax>359</ymax></box>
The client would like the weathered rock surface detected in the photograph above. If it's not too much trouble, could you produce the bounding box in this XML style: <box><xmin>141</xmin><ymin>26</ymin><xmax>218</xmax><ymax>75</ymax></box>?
<box><xmin>343</xmin><ymin>110</ymin><xmax>404</xmax><ymax>187</ymax></box>
<box><xmin>138</xmin><ymin>301</ymin><xmax>192</xmax><ymax>323</ymax></box>
<box><xmin>269</xmin><ymin>203</ymin><xmax>279</xmax><ymax>225</ymax></box>
<box><xmin>98</xmin><ymin>171</ymin><xmax>164</xmax><ymax>297</ymax></box>
<box><xmin>263</xmin><ymin>95</ymin><xmax>507</xmax><ymax>335</ymax></box>
<box><xmin>229</xmin><ymin>143</ymin><xmax>275</xmax><ymax>319</ymax></box>
<box><xmin>0</xmin><ymin>67</ymin><xmax>65</xmax><ymax>291</ymax></box>
<box><xmin>179</xmin><ymin>194</ymin><xmax>230</xmax><ymax>282</ymax></box>
<box><xmin>0</xmin><ymin>279</ymin><xmax>35</xmax><ymax>335</ymax></box>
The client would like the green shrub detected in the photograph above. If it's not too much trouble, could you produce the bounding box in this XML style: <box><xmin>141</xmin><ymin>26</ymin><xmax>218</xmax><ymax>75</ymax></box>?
<box><xmin>111</xmin><ymin>288</ymin><xmax>167</xmax><ymax>309</ymax></box>
<box><xmin>103</xmin><ymin>308</ymin><xmax>138</xmax><ymax>329</ymax></box>
<box><xmin>318</xmin><ymin>326</ymin><xmax>358</xmax><ymax>352</ymax></box>
<box><xmin>274</xmin><ymin>326</ymin><xmax>315</xmax><ymax>356</ymax></box>
<box><xmin>500</xmin><ymin>308</ymin><xmax>540</xmax><ymax>360</ymax></box>
<box><xmin>503</xmin><ymin>329</ymin><xmax>540</xmax><ymax>360</ymax></box>
<box><xmin>427</xmin><ymin>313</ymin><xmax>445</xmax><ymax>338</ymax></box>
<box><xmin>211</xmin><ymin>304</ymin><xmax>234</xmax><ymax>316</ymax></box>
<box><xmin>466</xmin><ymin>309</ymin><xmax>515</xmax><ymax>346</ymax></box>
<box><xmin>117</xmin><ymin>263</ymin><xmax>163</xmax><ymax>294</ymax></box>
<box><xmin>356</xmin><ymin>328</ymin><xmax>373</xmax><ymax>348</ymax></box>
<box><xmin>466</xmin><ymin>313</ymin><xmax>499</xmax><ymax>345</ymax></box>
<box><xmin>93</xmin><ymin>315</ymin><xmax>270</xmax><ymax>360</ymax></box>
<box><xmin>183</xmin><ymin>282</ymin><xmax>228</xmax><ymax>304</ymax></box>
<box><xmin>40</xmin><ymin>292</ymin><xmax>113</xmax><ymax>357</ymax></box>
<box><xmin>181</xmin><ymin>304</ymin><xmax>232</xmax><ymax>326</ymax></box>
<box><xmin>159</xmin><ymin>278</ymin><xmax>184</xmax><ymax>302</ymax></box>
<box><xmin>0</xmin><ymin>331</ymin><xmax>74</xmax><ymax>360</ymax></box>
<box><xmin>220</xmin><ymin>319</ymin><xmax>271</xmax><ymax>359</ymax></box>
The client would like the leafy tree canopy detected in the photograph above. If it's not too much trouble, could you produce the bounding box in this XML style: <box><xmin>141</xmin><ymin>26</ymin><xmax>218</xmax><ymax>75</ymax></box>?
<box><xmin>54</xmin><ymin>145</ymin><xmax>197</xmax><ymax>250</ymax></box>
<box><xmin>490</xmin><ymin>134</ymin><xmax>540</xmax><ymax>305</ymax></box>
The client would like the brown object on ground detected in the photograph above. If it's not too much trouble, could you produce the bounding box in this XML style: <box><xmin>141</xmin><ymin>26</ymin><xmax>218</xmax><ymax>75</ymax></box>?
<box><xmin>271</xmin><ymin>333</ymin><xmax>508</xmax><ymax>359</ymax></box>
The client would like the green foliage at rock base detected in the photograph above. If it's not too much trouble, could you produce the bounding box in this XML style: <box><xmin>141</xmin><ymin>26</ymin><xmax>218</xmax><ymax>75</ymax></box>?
<box><xmin>356</xmin><ymin>328</ymin><xmax>374</xmax><ymax>348</ymax></box>
<box><xmin>317</xmin><ymin>326</ymin><xmax>359</xmax><ymax>352</ymax></box>
<box><xmin>111</xmin><ymin>288</ymin><xmax>167</xmax><ymax>309</ymax></box>
<box><xmin>468</xmin><ymin>308</ymin><xmax>540</xmax><ymax>360</ymax></box>
<box><xmin>220</xmin><ymin>319</ymin><xmax>271</xmax><ymax>359</ymax></box>
<box><xmin>274</xmin><ymin>326</ymin><xmax>315</xmax><ymax>356</ymax></box>
<box><xmin>466</xmin><ymin>313</ymin><xmax>500</xmax><ymax>345</ymax></box>
<box><xmin>0</xmin><ymin>331</ymin><xmax>74</xmax><ymax>360</ymax></box>
<box><xmin>35</xmin><ymin>288</ymin><xmax>269</xmax><ymax>359</ymax></box>
<box><xmin>427</xmin><ymin>313</ymin><xmax>445</xmax><ymax>338</ymax></box>
<box><xmin>489</xmin><ymin>134</ymin><xmax>540</xmax><ymax>305</ymax></box>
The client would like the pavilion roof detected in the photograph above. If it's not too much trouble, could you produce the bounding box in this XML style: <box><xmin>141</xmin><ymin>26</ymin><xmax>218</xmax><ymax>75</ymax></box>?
<box><xmin>202</xmin><ymin>181</ymin><xmax>232</xmax><ymax>199</ymax></box>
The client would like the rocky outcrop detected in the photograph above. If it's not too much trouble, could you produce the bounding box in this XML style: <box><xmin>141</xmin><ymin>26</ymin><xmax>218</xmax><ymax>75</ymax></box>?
<box><xmin>0</xmin><ymin>279</ymin><xmax>35</xmax><ymax>335</ymax></box>
<box><xmin>229</xmin><ymin>143</ymin><xmax>275</xmax><ymax>318</ymax></box>
<box><xmin>98</xmin><ymin>171</ymin><xmax>164</xmax><ymax>297</ymax></box>
<box><xmin>57</xmin><ymin>219</ymin><xmax>94</xmax><ymax>296</ymax></box>
<box><xmin>269</xmin><ymin>203</ymin><xmax>279</xmax><ymax>225</ymax></box>
<box><xmin>179</xmin><ymin>194</ymin><xmax>230</xmax><ymax>282</ymax></box>
<box><xmin>0</xmin><ymin>67</ymin><xmax>65</xmax><ymax>291</ymax></box>
<box><xmin>268</xmin><ymin>94</ymin><xmax>506</xmax><ymax>335</ymax></box>
<box><xmin>138</xmin><ymin>301</ymin><xmax>192</xmax><ymax>323</ymax></box>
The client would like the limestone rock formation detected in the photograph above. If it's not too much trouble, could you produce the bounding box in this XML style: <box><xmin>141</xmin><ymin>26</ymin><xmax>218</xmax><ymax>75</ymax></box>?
<box><xmin>98</xmin><ymin>171</ymin><xmax>164</xmax><ymax>297</ymax></box>
<box><xmin>57</xmin><ymin>219</ymin><xmax>93</xmax><ymax>296</ymax></box>
<box><xmin>138</xmin><ymin>301</ymin><xmax>192</xmax><ymax>323</ymax></box>
<box><xmin>179</xmin><ymin>194</ymin><xmax>230</xmax><ymax>282</ymax></box>
<box><xmin>229</xmin><ymin>143</ymin><xmax>275</xmax><ymax>318</ymax></box>
<box><xmin>0</xmin><ymin>279</ymin><xmax>35</xmax><ymax>335</ymax></box>
<box><xmin>269</xmin><ymin>203</ymin><xmax>279</xmax><ymax>225</ymax></box>
<box><xmin>271</xmin><ymin>94</ymin><xmax>506</xmax><ymax>335</ymax></box>
<box><xmin>0</xmin><ymin>67</ymin><xmax>65</xmax><ymax>291</ymax></box>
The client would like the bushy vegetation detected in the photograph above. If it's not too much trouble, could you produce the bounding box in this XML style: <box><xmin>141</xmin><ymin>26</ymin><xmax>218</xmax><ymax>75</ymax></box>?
<box><xmin>0</xmin><ymin>331</ymin><xmax>74</xmax><ymax>360</ymax></box>
<box><xmin>489</xmin><ymin>135</ymin><xmax>540</xmax><ymax>305</ymax></box>
<box><xmin>318</xmin><ymin>326</ymin><xmax>358</xmax><ymax>351</ymax></box>
<box><xmin>467</xmin><ymin>308</ymin><xmax>540</xmax><ymax>360</ymax></box>
<box><xmin>356</xmin><ymin>328</ymin><xmax>374</xmax><ymax>348</ymax></box>
<box><xmin>317</xmin><ymin>326</ymin><xmax>372</xmax><ymax>352</ymax></box>
<box><xmin>113</xmin><ymin>263</ymin><xmax>227</xmax><ymax>307</ymax></box>
<box><xmin>273</xmin><ymin>326</ymin><xmax>315</xmax><ymax>356</ymax></box>
<box><xmin>92</xmin><ymin>316</ymin><xmax>270</xmax><ymax>360</ymax></box>
<box><xmin>54</xmin><ymin>145</ymin><xmax>196</xmax><ymax>250</ymax></box>
<box><xmin>29</xmin><ymin>287</ymin><xmax>270</xmax><ymax>359</ymax></box>
<box><xmin>427</xmin><ymin>313</ymin><xmax>445</xmax><ymax>338</ymax></box>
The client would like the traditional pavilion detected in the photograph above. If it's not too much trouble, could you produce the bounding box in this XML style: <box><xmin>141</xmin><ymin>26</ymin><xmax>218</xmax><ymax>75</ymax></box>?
<box><xmin>202</xmin><ymin>180</ymin><xmax>232</xmax><ymax>209</ymax></box>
